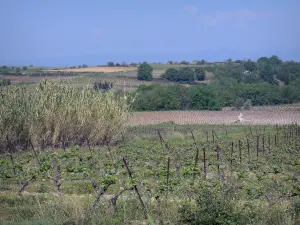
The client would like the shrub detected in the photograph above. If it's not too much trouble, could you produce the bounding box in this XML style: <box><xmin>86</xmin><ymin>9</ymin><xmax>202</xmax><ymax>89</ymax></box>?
<box><xmin>137</xmin><ymin>62</ymin><xmax>153</xmax><ymax>81</ymax></box>
<box><xmin>0</xmin><ymin>78</ymin><xmax>11</xmax><ymax>86</ymax></box>
<box><xmin>195</xmin><ymin>68</ymin><xmax>205</xmax><ymax>81</ymax></box>
<box><xmin>232</xmin><ymin>97</ymin><xmax>245</xmax><ymax>110</ymax></box>
<box><xmin>107</xmin><ymin>62</ymin><xmax>115</xmax><ymax>67</ymax></box>
<box><xmin>93</xmin><ymin>81</ymin><xmax>113</xmax><ymax>91</ymax></box>
<box><xmin>162</xmin><ymin>68</ymin><xmax>179</xmax><ymax>81</ymax></box>
<box><xmin>178</xmin><ymin>184</ymin><xmax>240</xmax><ymax>225</ymax></box>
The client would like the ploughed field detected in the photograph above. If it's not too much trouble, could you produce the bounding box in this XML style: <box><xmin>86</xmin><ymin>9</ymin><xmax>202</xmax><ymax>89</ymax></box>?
<box><xmin>129</xmin><ymin>105</ymin><xmax>300</xmax><ymax>126</ymax></box>
<box><xmin>46</xmin><ymin>66</ymin><xmax>137</xmax><ymax>73</ymax></box>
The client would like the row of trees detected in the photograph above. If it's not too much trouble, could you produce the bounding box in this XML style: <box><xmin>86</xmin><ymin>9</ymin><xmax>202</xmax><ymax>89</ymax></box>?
<box><xmin>167</xmin><ymin>59</ymin><xmax>206</xmax><ymax>65</ymax></box>
<box><xmin>132</xmin><ymin>82</ymin><xmax>300</xmax><ymax>111</ymax></box>
<box><xmin>225</xmin><ymin>56</ymin><xmax>300</xmax><ymax>85</ymax></box>
<box><xmin>162</xmin><ymin>67</ymin><xmax>205</xmax><ymax>82</ymax></box>
<box><xmin>137</xmin><ymin>63</ymin><xmax>205</xmax><ymax>82</ymax></box>
<box><xmin>106</xmin><ymin>62</ymin><xmax>138</xmax><ymax>67</ymax></box>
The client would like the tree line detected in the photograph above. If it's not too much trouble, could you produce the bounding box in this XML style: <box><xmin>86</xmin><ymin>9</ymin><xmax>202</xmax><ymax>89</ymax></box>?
<box><xmin>132</xmin><ymin>82</ymin><xmax>300</xmax><ymax>111</ymax></box>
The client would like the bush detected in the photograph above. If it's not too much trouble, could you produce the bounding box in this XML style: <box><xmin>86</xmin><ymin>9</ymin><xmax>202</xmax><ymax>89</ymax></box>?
<box><xmin>180</xmin><ymin>60</ymin><xmax>189</xmax><ymax>65</ymax></box>
<box><xmin>195</xmin><ymin>68</ymin><xmax>205</xmax><ymax>81</ymax></box>
<box><xmin>162</xmin><ymin>68</ymin><xmax>179</xmax><ymax>81</ymax></box>
<box><xmin>178</xmin><ymin>184</ymin><xmax>240</xmax><ymax>225</ymax></box>
<box><xmin>0</xmin><ymin>78</ymin><xmax>11</xmax><ymax>86</ymax></box>
<box><xmin>178</xmin><ymin>67</ymin><xmax>194</xmax><ymax>82</ymax></box>
<box><xmin>93</xmin><ymin>81</ymin><xmax>113</xmax><ymax>91</ymax></box>
<box><xmin>232</xmin><ymin>97</ymin><xmax>245</xmax><ymax>110</ymax></box>
<box><xmin>107</xmin><ymin>62</ymin><xmax>115</xmax><ymax>67</ymax></box>
<box><xmin>137</xmin><ymin>62</ymin><xmax>153</xmax><ymax>81</ymax></box>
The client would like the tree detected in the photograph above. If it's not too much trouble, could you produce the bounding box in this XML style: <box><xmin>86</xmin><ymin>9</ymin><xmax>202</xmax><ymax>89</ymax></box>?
<box><xmin>243</xmin><ymin>60</ymin><xmax>257</xmax><ymax>72</ymax></box>
<box><xmin>232</xmin><ymin>97</ymin><xmax>245</xmax><ymax>110</ymax></box>
<box><xmin>137</xmin><ymin>62</ymin><xmax>153</xmax><ymax>81</ymax></box>
<box><xmin>195</xmin><ymin>68</ymin><xmax>205</xmax><ymax>81</ymax></box>
<box><xmin>130</xmin><ymin>62</ymin><xmax>138</xmax><ymax>67</ymax></box>
<box><xmin>107</xmin><ymin>62</ymin><xmax>115</xmax><ymax>67</ymax></box>
<box><xmin>168</xmin><ymin>60</ymin><xmax>173</xmax><ymax>65</ymax></box>
<box><xmin>82</xmin><ymin>64</ymin><xmax>88</xmax><ymax>68</ymax></box>
<box><xmin>121</xmin><ymin>61</ymin><xmax>128</xmax><ymax>67</ymax></box>
<box><xmin>22</xmin><ymin>66</ymin><xmax>28</xmax><ymax>70</ymax></box>
<box><xmin>162</xmin><ymin>68</ymin><xmax>179</xmax><ymax>81</ymax></box>
<box><xmin>178</xmin><ymin>67</ymin><xmax>194</xmax><ymax>82</ymax></box>
<box><xmin>180</xmin><ymin>60</ymin><xmax>189</xmax><ymax>65</ymax></box>
<box><xmin>269</xmin><ymin>55</ymin><xmax>282</xmax><ymax>66</ymax></box>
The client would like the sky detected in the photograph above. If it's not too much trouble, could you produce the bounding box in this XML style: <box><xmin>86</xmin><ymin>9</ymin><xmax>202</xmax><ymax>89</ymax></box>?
<box><xmin>0</xmin><ymin>0</ymin><xmax>300</xmax><ymax>66</ymax></box>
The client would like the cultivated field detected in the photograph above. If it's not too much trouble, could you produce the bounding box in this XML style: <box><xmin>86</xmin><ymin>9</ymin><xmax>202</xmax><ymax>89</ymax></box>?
<box><xmin>0</xmin><ymin>75</ymin><xmax>60</xmax><ymax>84</ymax></box>
<box><xmin>47</xmin><ymin>66</ymin><xmax>137</xmax><ymax>73</ymax></box>
<box><xmin>129</xmin><ymin>105</ymin><xmax>300</xmax><ymax>126</ymax></box>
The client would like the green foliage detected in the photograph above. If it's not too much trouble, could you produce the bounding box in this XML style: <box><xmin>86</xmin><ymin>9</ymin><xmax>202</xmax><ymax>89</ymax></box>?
<box><xmin>180</xmin><ymin>60</ymin><xmax>189</xmax><ymax>65</ymax></box>
<box><xmin>93</xmin><ymin>81</ymin><xmax>113</xmax><ymax>91</ymax></box>
<box><xmin>162</xmin><ymin>68</ymin><xmax>179</xmax><ymax>81</ymax></box>
<box><xmin>244</xmin><ymin>59</ymin><xmax>257</xmax><ymax>72</ymax></box>
<box><xmin>0</xmin><ymin>78</ymin><xmax>11</xmax><ymax>86</ymax></box>
<box><xmin>178</xmin><ymin>67</ymin><xmax>194</xmax><ymax>82</ymax></box>
<box><xmin>107</xmin><ymin>61</ymin><xmax>115</xmax><ymax>67</ymax></box>
<box><xmin>22</xmin><ymin>66</ymin><xmax>28</xmax><ymax>70</ymax></box>
<box><xmin>195</xmin><ymin>68</ymin><xmax>205</xmax><ymax>81</ymax></box>
<box><xmin>162</xmin><ymin>67</ymin><xmax>202</xmax><ymax>83</ymax></box>
<box><xmin>137</xmin><ymin>62</ymin><xmax>153</xmax><ymax>81</ymax></box>
<box><xmin>188</xmin><ymin>85</ymin><xmax>221</xmax><ymax>110</ymax></box>
<box><xmin>178</xmin><ymin>184</ymin><xmax>240</xmax><ymax>225</ymax></box>
<box><xmin>232</xmin><ymin>97</ymin><xmax>245</xmax><ymax>110</ymax></box>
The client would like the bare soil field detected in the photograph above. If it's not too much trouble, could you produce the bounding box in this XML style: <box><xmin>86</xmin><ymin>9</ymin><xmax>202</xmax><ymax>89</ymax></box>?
<box><xmin>0</xmin><ymin>75</ymin><xmax>59</xmax><ymax>83</ymax></box>
<box><xmin>129</xmin><ymin>105</ymin><xmax>300</xmax><ymax>126</ymax></box>
<box><xmin>47</xmin><ymin>66</ymin><xmax>137</xmax><ymax>73</ymax></box>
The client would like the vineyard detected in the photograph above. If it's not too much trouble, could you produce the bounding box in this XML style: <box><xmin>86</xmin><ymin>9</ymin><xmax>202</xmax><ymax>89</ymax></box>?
<box><xmin>1</xmin><ymin>80</ymin><xmax>300</xmax><ymax>224</ymax></box>
<box><xmin>130</xmin><ymin>106</ymin><xmax>300</xmax><ymax>126</ymax></box>
<box><xmin>1</xmin><ymin>121</ymin><xmax>300</xmax><ymax>224</ymax></box>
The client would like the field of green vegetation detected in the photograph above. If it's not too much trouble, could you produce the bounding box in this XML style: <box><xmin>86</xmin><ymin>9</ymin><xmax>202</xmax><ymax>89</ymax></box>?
<box><xmin>1</xmin><ymin>122</ymin><xmax>300</xmax><ymax>225</ymax></box>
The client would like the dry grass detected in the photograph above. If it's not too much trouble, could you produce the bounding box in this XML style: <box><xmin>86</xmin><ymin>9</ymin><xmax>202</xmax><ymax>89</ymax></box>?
<box><xmin>47</xmin><ymin>67</ymin><xmax>137</xmax><ymax>73</ymax></box>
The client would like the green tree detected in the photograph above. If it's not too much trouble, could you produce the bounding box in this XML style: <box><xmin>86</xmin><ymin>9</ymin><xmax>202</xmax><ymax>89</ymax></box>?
<box><xmin>107</xmin><ymin>62</ymin><xmax>115</xmax><ymax>67</ymax></box>
<box><xmin>195</xmin><ymin>68</ymin><xmax>205</xmax><ymax>81</ymax></box>
<box><xmin>137</xmin><ymin>62</ymin><xmax>153</xmax><ymax>81</ymax></box>
<box><xmin>162</xmin><ymin>68</ymin><xmax>179</xmax><ymax>81</ymax></box>
<box><xmin>188</xmin><ymin>85</ymin><xmax>221</xmax><ymax>110</ymax></box>
<box><xmin>243</xmin><ymin>59</ymin><xmax>257</xmax><ymax>72</ymax></box>
<box><xmin>178</xmin><ymin>67</ymin><xmax>194</xmax><ymax>82</ymax></box>
<box><xmin>22</xmin><ymin>66</ymin><xmax>28</xmax><ymax>70</ymax></box>
<box><xmin>180</xmin><ymin>60</ymin><xmax>189</xmax><ymax>65</ymax></box>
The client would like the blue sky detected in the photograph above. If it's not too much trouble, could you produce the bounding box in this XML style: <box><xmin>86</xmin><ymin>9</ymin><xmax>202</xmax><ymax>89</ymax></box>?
<box><xmin>0</xmin><ymin>0</ymin><xmax>299</xmax><ymax>66</ymax></box>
